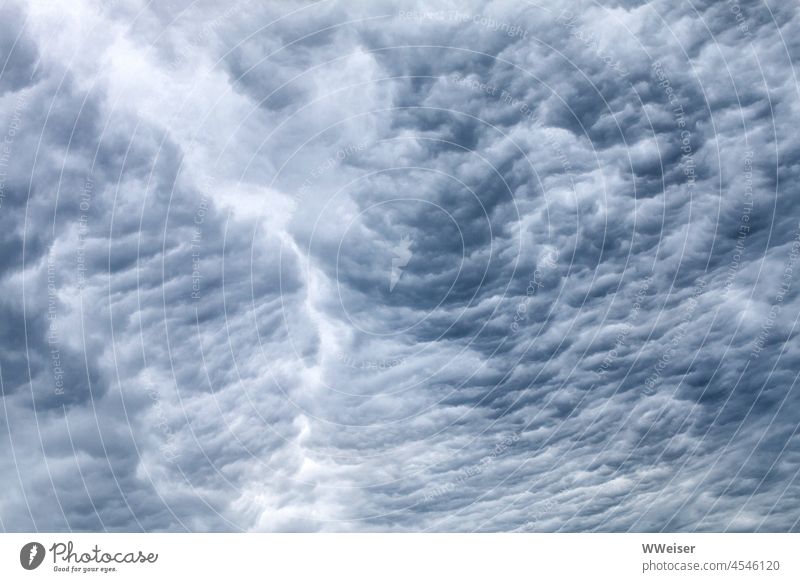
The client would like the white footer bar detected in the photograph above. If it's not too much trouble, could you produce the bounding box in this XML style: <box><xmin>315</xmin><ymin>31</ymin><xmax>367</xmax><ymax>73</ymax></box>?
<box><xmin>1</xmin><ymin>533</ymin><xmax>797</xmax><ymax>581</ymax></box>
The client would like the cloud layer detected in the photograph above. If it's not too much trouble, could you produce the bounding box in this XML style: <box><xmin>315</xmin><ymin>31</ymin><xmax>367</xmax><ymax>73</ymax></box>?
<box><xmin>1</xmin><ymin>0</ymin><xmax>799</xmax><ymax>532</ymax></box>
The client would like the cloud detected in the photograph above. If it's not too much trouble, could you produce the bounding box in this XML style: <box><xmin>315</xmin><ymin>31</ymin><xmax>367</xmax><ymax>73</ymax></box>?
<box><xmin>0</xmin><ymin>0</ymin><xmax>799</xmax><ymax>532</ymax></box>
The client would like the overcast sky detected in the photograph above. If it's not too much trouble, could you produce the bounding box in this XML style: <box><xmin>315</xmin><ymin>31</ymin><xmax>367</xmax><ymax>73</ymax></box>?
<box><xmin>1</xmin><ymin>0</ymin><xmax>799</xmax><ymax>532</ymax></box>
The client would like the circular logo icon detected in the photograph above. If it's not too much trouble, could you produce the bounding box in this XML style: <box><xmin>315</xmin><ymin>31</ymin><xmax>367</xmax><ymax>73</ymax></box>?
<box><xmin>20</xmin><ymin>542</ymin><xmax>45</xmax><ymax>570</ymax></box>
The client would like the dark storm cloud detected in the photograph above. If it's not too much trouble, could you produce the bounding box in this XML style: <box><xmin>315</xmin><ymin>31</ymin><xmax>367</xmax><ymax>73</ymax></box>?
<box><xmin>0</xmin><ymin>0</ymin><xmax>799</xmax><ymax>533</ymax></box>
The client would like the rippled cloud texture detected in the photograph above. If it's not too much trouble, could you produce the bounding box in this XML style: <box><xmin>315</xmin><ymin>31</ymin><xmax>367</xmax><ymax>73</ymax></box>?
<box><xmin>1</xmin><ymin>0</ymin><xmax>799</xmax><ymax>532</ymax></box>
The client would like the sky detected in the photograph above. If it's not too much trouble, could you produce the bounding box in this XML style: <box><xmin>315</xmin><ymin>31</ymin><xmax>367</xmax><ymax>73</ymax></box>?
<box><xmin>0</xmin><ymin>0</ymin><xmax>799</xmax><ymax>532</ymax></box>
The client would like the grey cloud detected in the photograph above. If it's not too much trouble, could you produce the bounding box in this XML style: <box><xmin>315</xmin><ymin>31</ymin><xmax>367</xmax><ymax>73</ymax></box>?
<box><xmin>0</xmin><ymin>0</ymin><xmax>799</xmax><ymax>533</ymax></box>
